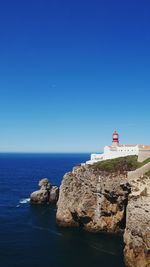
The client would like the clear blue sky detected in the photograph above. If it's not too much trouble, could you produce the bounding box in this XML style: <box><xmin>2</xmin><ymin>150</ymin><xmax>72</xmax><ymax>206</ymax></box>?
<box><xmin>0</xmin><ymin>0</ymin><xmax>150</xmax><ymax>152</ymax></box>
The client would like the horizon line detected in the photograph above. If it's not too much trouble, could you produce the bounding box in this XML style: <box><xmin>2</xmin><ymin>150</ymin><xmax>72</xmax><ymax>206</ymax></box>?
<box><xmin>0</xmin><ymin>151</ymin><xmax>94</xmax><ymax>154</ymax></box>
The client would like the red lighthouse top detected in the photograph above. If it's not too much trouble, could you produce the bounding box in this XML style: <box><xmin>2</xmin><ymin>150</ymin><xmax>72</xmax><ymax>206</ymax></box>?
<box><xmin>112</xmin><ymin>131</ymin><xmax>119</xmax><ymax>145</ymax></box>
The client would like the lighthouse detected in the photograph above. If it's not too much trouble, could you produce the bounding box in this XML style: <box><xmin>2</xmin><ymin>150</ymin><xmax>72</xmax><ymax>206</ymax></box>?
<box><xmin>112</xmin><ymin>131</ymin><xmax>119</xmax><ymax>146</ymax></box>
<box><xmin>86</xmin><ymin>130</ymin><xmax>150</xmax><ymax>164</ymax></box>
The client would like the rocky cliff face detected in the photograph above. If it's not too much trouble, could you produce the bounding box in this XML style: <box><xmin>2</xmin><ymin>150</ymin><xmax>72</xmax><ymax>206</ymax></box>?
<box><xmin>56</xmin><ymin>160</ymin><xmax>150</xmax><ymax>267</ymax></box>
<box><xmin>56</xmin><ymin>165</ymin><xmax>131</xmax><ymax>233</ymax></box>
<box><xmin>124</xmin><ymin>171</ymin><xmax>150</xmax><ymax>267</ymax></box>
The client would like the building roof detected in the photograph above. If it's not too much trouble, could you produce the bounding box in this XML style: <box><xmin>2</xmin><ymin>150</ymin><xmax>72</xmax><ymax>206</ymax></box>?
<box><xmin>138</xmin><ymin>145</ymin><xmax>150</xmax><ymax>149</ymax></box>
<box><xmin>118</xmin><ymin>144</ymin><xmax>138</xmax><ymax>147</ymax></box>
<box><xmin>107</xmin><ymin>144</ymin><xmax>137</xmax><ymax>148</ymax></box>
<box><xmin>107</xmin><ymin>144</ymin><xmax>150</xmax><ymax>149</ymax></box>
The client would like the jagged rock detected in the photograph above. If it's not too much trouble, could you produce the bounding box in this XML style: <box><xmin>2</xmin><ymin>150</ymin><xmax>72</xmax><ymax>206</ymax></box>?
<box><xmin>30</xmin><ymin>178</ymin><xmax>59</xmax><ymax>204</ymax></box>
<box><xmin>124</xmin><ymin>173</ymin><xmax>150</xmax><ymax>267</ymax></box>
<box><xmin>38</xmin><ymin>178</ymin><xmax>51</xmax><ymax>190</ymax></box>
<box><xmin>140</xmin><ymin>187</ymin><xmax>148</xmax><ymax>197</ymax></box>
<box><xmin>56</xmin><ymin>159</ymin><xmax>150</xmax><ymax>267</ymax></box>
<box><xmin>56</xmin><ymin>165</ymin><xmax>131</xmax><ymax>233</ymax></box>
<box><xmin>30</xmin><ymin>189</ymin><xmax>49</xmax><ymax>204</ymax></box>
<box><xmin>49</xmin><ymin>186</ymin><xmax>59</xmax><ymax>203</ymax></box>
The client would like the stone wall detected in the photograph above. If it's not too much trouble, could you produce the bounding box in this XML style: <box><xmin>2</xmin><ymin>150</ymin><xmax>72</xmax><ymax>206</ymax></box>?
<box><xmin>128</xmin><ymin>162</ymin><xmax>150</xmax><ymax>181</ymax></box>
<box><xmin>124</xmin><ymin>161</ymin><xmax>150</xmax><ymax>267</ymax></box>
<box><xmin>138</xmin><ymin>150</ymin><xmax>150</xmax><ymax>162</ymax></box>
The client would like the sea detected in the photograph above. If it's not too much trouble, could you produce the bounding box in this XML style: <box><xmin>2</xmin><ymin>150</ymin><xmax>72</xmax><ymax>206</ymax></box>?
<box><xmin>0</xmin><ymin>153</ymin><xmax>125</xmax><ymax>267</ymax></box>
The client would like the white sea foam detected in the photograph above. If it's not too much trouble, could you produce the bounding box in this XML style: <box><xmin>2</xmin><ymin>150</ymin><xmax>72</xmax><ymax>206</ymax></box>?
<box><xmin>19</xmin><ymin>198</ymin><xmax>30</xmax><ymax>204</ymax></box>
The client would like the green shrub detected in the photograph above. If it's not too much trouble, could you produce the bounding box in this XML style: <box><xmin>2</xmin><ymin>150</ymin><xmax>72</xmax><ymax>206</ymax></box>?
<box><xmin>92</xmin><ymin>155</ymin><xmax>139</xmax><ymax>173</ymax></box>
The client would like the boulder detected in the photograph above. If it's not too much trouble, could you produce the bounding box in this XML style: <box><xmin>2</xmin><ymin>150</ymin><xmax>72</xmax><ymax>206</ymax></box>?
<box><xmin>30</xmin><ymin>189</ymin><xmax>49</xmax><ymax>204</ymax></box>
<box><xmin>38</xmin><ymin>178</ymin><xmax>51</xmax><ymax>190</ymax></box>
<box><xmin>30</xmin><ymin>178</ymin><xmax>59</xmax><ymax>204</ymax></box>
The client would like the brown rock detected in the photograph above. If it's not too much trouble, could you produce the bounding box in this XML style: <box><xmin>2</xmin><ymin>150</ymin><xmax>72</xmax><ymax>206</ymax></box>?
<box><xmin>49</xmin><ymin>186</ymin><xmax>59</xmax><ymax>203</ymax></box>
<box><xmin>56</xmin><ymin>165</ymin><xmax>131</xmax><ymax>233</ymax></box>
<box><xmin>30</xmin><ymin>189</ymin><xmax>49</xmax><ymax>204</ymax></box>
<box><xmin>124</xmin><ymin>173</ymin><xmax>150</xmax><ymax>267</ymax></box>
<box><xmin>30</xmin><ymin>178</ymin><xmax>59</xmax><ymax>204</ymax></box>
<box><xmin>56</xmin><ymin>160</ymin><xmax>150</xmax><ymax>267</ymax></box>
<box><xmin>38</xmin><ymin>178</ymin><xmax>51</xmax><ymax>189</ymax></box>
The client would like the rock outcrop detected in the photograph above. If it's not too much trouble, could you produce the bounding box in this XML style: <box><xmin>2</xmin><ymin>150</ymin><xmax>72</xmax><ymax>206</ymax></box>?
<box><xmin>56</xmin><ymin>157</ymin><xmax>150</xmax><ymax>267</ymax></box>
<box><xmin>124</xmin><ymin>170</ymin><xmax>150</xmax><ymax>267</ymax></box>
<box><xmin>56</xmin><ymin>165</ymin><xmax>131</xmax><ymax>233</ymax></box>
<box><xmin>30</xmin><ymin>178</ymin><xmax>59</xmax><ymax>204</ymax></box>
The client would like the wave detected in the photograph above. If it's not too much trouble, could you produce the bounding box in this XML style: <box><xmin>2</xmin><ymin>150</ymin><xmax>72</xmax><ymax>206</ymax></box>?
<box><xmin>19</xmin><ymin>198</ymin><xmax>30</xmax><ymax>204</ymax></box>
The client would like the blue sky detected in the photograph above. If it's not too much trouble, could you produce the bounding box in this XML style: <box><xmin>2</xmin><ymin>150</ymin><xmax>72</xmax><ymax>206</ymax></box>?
<box><xmin>0</xmin><ymin>0</ymin><xmax>150</xmax><ymax>152</ymax></box>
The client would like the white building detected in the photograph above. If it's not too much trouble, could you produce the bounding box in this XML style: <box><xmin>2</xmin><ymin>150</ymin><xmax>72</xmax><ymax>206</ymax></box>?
<box><xmin>86</xmin><ymin>131</ymin><xmax>150</xmax><ymax>164</ymax></box>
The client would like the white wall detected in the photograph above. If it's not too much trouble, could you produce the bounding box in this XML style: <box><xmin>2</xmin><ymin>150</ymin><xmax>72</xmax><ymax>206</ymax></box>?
<box><xmin>103</xmin><ymin>151</ymin><xmax>138</xmax><ymax>160</ymax></box>
<box><xmin>87</xmin><ymin>145</ymin><xmax>141</xmax><ymax>165</ymax></box>
<box><xmin>91</xmin><ymin>153</ymin><xmax>104</xmax><ymax>160</ymax></box>
<box><xmin>87</xmin><ymin>146</ymin><xmax>139</xmax><ymax>164</ymax></box>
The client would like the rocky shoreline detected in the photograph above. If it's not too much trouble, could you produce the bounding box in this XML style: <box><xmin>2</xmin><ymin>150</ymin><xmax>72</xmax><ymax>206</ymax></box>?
<box><xmin>30</xmin><ymin>157</ymin><xmax>150</xmax><ymax>267</ymax></box>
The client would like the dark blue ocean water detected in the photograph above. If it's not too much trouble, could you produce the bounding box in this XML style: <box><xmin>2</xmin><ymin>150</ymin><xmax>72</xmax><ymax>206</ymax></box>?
<box><xmin>0</xmin><ymin>153</ymin><xmax>125</xmax><ymax>267</ymax></box>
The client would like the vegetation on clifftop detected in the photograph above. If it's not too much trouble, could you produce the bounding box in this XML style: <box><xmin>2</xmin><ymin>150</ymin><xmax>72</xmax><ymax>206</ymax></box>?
<box><xmin>92</xmin><ymin>156</ymin><xmax>150</xmax><ymax>173</ymax></box>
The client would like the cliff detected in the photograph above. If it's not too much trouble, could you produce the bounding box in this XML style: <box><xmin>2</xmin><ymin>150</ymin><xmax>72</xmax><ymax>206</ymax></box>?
<box><xmin>124</xmin><ymin>165</ymin><xmax>150</xmax><ymax>267</ymax></box>
<box><xmin>56</xmin><ymin>156</ymin><xmax>134</xmax><ymax>232</ymax></box>
<box><xmin>56</xmin><ymin>156</ymin><xmax>150</xmax><ymax>267</ymax></box>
